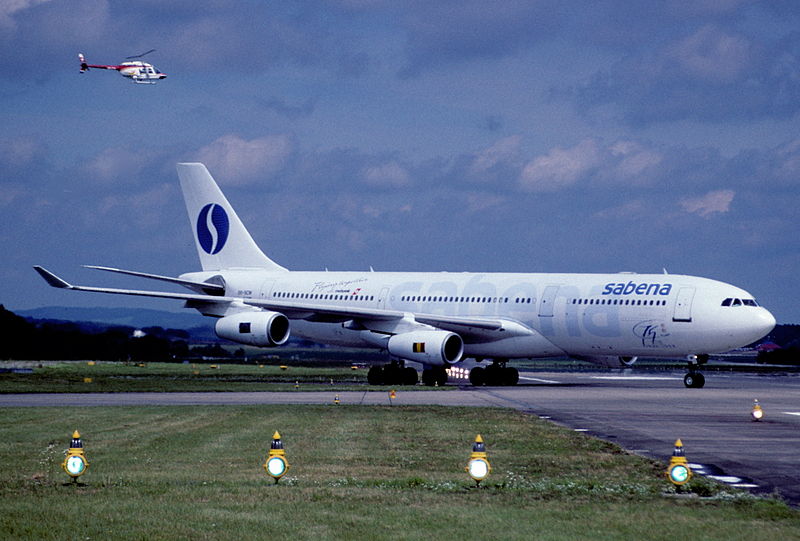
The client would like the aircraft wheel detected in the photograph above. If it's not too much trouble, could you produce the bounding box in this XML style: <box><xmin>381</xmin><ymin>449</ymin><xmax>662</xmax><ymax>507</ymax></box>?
<box><xmin>435</xmin><ymin>367</ymin><xmax>448</xmax><ymax>387</ymax></box>
<box><xmin>422</xmin><ymin>369</ymin><xmax>436</xmax><ymax>387</ymax></box>
<box><xmin>504</xmin><ymin>367</ymin><xmax>519</xmax><ymax>386</ymax></box>
<box><xmin>383</xmin><ymin>363</ymin><xmax>402</xmax><ymax>385</ymax></box>
<box><xmin>367</xmin><ymin>366</ymin><xmax>384</xmax><ymax>385</ymax></box>
<box><xmin>403</xmin><ymin>367</ymin><xmax>418</xmax><ymax>386</ymax></box>
<box><xmin>684</xmin><ymin>372</ymin><xmax>705</xmax><ymax>388</ymax></box>
<box><xmin>469</xmin><ymin>366</ymin><xmax>485</xmax><ymax>386</ymax></box>
<box><xmin>484</xmin><ymin>364</ymin><xmax>501</xmax><ymax>386</ymax></box>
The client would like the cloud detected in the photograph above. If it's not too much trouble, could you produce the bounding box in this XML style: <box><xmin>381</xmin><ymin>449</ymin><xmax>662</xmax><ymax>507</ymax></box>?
<box><xmin>0</xmin><ymin>0</ymin><xmax>53</xmax><ymax>32</ymax></box>
<box><xmin>468</xmin><ymin>135</ymin><xmax>521</xmax><ymax>177</ymax></box>
<box><xmin>256</xmin><ymin>96</ymin><xmax>316</xmax><ymax>119</ymax></box>
<box><xmin>680</xmin><ymin>189</ymin><xmax>735</xmax><ymax>217</ymax></box>
<box><xmin>666</xmin><ymin>25</ymin><xmax>754</xmax><ymax>83</ymax></box>
<box><xmin>573</xmin><ymin>24</ymin><xmax>800</xmax><ymax>124</ymax></box>
<box><xmin>397</xmin><ymin>1</ymin><xmax>561</xmax><ymax>77</ymax></box>
<box><xmin>193</xmin><ymin>134</ymin><xmax>293</xmax><ymax>186</ymax></box>
<box><xmin>84</xmin><ymin>147</ymin><xmax>145</xmax><ymax>184</ymax></box>
<box><xmin>593</xmin><ymin>199</ymin><xmax>649</xmax><ymax>220</ymax></box>
<box><xmin>0</xmin><ymin>136</ymin><xmax>40</xmax><ymax>168</ymax></box>
<box><xmin>519</xmin><ymin>139</ymin><xmax>601</xmax><ymax>192</ymax></box>
<box><xmin>603</xmin><ymin>141</ymin><xmax>664</xmax><ymax>184</ymax></box>
<box><xmin>361</xmin><ymin>161</ymin><xmax>410</xmax><ymax>187</ymax></box>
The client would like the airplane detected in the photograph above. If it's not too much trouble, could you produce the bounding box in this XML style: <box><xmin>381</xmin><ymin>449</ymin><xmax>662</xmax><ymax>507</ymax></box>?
<box><xmin>34</xmin><ymin>163</ymin><xmax>776</xmax><ymax>388</ymax></box>
<box><xmin>78</xmin><ymin>50</ymin><xmax>166</xmax><ymax>84</ymax></box>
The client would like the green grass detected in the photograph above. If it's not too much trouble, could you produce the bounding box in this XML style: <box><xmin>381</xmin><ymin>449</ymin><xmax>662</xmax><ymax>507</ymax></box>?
<box><xmin>0</xmin><ymin>406</ymin><xmax>797</xmax><ymax>540</ymax></box>
<box><xmin>0</xmin><ymin>361</ymin><xmax>444</xmax><ymax>393</ymax></box>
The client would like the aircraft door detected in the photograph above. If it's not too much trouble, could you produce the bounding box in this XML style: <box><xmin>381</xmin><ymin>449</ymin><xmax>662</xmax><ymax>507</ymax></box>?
<box><xmin>672</xmin><ymin>287</ymin><xmax>695</xmax><ymax>322</ymax></box>
<box><xmin>260</xmin><ymin>280</ymin><xmax>276</xmax><ymax>299</ymax></box>
<box><xmin>539</xmin><ymin>285</ymin><xmax>559</xmax><ymax>317</ymax></box>
<box><xmin>377</xmin><ymin>287</ymin><xmax>390</xmax><ymax>309</ymax></box>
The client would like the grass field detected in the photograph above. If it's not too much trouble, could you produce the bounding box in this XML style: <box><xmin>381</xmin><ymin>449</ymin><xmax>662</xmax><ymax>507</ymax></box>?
<box><xmin>0</xmin><ymin>361</ymin><xmax>444</xmax><ymax>393</ymax></box>
<box><xmin>0</xmin><ymin>405</ymin><xmax>797</xmax><ymax>540</ymax></box>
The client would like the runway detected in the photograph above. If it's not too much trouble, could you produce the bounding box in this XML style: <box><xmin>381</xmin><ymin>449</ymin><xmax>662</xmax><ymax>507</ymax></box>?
<box><xmin>2</xmin><ymin>369</ymin><xmax>799</xmax><ymax>505</ymax></box>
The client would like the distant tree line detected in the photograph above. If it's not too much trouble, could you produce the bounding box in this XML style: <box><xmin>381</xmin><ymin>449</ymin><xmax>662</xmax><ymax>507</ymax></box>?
<box><xmin>757</xmin><ymin>347</ymin><xmax>800</xmax><ymax>365</ymax></box>
<box><xmin>0</xmin><ymin>305</ymin><xmax>234</xmax><ymax>362</ymax></box>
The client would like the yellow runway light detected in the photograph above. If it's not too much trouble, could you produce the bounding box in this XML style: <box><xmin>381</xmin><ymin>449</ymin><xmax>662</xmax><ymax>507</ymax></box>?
<box><xmin>263</xmin><ymin>431</ymin><xmax>289</xmax><ymax>483</ymax></box>
<box><xmin>666</xmin><ymin>439</ymin><xmax>692</xmax><ymax>486</ymax></box>
<box><xmin>751</xmin><ymin>399</ymin><xmax>763</xmax><ymax>421</ymax></box>
<box><xmin>466</xmin><ymin>434</ymin><xmax>491</xmax><ymax>486</ymax></box>
<box><xmin>62</xmin><ymin>430</ymin><xmax>89</xmax><ymax>482</ymax></box>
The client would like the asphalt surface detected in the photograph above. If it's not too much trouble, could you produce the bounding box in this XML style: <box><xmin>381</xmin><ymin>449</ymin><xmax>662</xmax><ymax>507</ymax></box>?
<box><xmin>2</xmin><ymin>369</ymin><xmax>799</xmax><ymax>505</ymax></box>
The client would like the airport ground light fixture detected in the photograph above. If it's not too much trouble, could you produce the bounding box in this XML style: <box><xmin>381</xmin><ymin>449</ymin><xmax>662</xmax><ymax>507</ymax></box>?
<box><xmin>666</xmin><ymin>439</ymin><xmax>692</xmax><ymax>487</ymax></box>
<box><xmin>62</xmin><ymin>430</ymin><xmax>89</xmax><ymax>482</ymax></box>
<box><xmin>263</xmin><ymin>431</ymin><xmax>289</xmax><ymax>484</ymax></box>
<box><xmin>466</xmin><ymin>434</ymin><xmax>491</xmax><ymax>486</ymax></box>
<box><xmin>751</xmin><ymin>399</ymin><xmax>763</xmax><ymax>421</ymax></box>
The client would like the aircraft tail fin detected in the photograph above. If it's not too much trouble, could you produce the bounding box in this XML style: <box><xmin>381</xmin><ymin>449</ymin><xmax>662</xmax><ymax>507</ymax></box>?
<box><xmin>176</xmin><ymin>163</ymin><xmax>288</xmax><ymax>272</ymax></box>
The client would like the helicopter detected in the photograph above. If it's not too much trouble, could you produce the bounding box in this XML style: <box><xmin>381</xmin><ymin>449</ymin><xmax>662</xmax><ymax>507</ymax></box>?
<box><xmin>78</xmin><ymin>50</ymin><xmax>166</xmax><ymax>84</ymax></box>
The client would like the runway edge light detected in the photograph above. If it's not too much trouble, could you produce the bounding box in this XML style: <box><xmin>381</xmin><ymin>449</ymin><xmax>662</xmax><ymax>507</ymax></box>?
<box><xmin>666</xmin><ymin>438</ymin><xmax>692</xmax><ymax>487</ymax></box>
<box><xmin>62</xmin><ymin>430</ymin><xmax>88</xmax><ymax>482</ymax></box>
<box><xmin>466</xmin><ymin>434</ymin><xmax>491</xmax><ymax>486</ymax></box>
<box><xmin>751</xmin><ymin>399</ymin><xmax>763</xmax><ymax>421</ymax></box>
<box><xmin>263</xmin><ymin>431</ymin><xmax>289</xmax><ymax>484</ymax></box>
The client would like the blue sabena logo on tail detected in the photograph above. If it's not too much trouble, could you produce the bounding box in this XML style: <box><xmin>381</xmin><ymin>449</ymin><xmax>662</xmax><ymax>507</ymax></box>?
<box><xmin>197</xmin><ymin>203</ymin><xmax>229</xmax><ymax>255</ymax></box>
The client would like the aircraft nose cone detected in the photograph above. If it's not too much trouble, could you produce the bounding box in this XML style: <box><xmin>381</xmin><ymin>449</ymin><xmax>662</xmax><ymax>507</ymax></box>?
<box><xmin>757</xmin><ymin>308</ymin><xmax>777</xmax><ymax>337</ymax></box>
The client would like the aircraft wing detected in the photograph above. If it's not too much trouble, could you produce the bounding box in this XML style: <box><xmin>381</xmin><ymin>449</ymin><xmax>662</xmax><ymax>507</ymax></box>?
<box><xmin>84</xmin><ymin>265</ymin><xmax>226</xmax><ymax>295</ymax></box>
<box><xmin>34</xmin><ymin>266</ymin><xmax>531</xmax><ymax>341</ymax></box>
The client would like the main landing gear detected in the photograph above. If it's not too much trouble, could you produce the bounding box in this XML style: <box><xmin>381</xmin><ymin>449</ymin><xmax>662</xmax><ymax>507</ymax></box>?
<box><xmin>421</xmin><ymin>366</ymin><xmax>448</xmax><ymax>387</ymax></box>
<box><xmin>683</xmin><ymin>354</ymin><xmax>708</xmax><ymax>388</ymax></box>
<box><xmin>367</xmin><ymin>360</ymin><xmax>418</xmax><ymax>386</ymax></box>
<box><xmin>469</xmin><ymin>359</ymin><xmax>519</xmax><ymax>386</ymax></box>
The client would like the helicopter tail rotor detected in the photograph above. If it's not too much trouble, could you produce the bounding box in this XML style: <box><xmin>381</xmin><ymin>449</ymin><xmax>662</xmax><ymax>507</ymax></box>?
<box><xmin>78</xmin><ymin>53</ymin><xmax>89</xmax><ymax>72</ymax></box>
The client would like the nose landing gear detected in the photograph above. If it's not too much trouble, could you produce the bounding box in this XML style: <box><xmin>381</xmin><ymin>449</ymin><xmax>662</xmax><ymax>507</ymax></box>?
<box><xmin>683</xmin><ymin>354</ymin><xmax>708</xmax><ymax>388</ymax></box>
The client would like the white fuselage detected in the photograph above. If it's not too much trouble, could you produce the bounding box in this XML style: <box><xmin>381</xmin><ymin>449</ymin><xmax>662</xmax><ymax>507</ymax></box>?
<box><xmin>182</xmin><ymin>269</ymin><xmax>775</xmax><ymax>360</ymax></box>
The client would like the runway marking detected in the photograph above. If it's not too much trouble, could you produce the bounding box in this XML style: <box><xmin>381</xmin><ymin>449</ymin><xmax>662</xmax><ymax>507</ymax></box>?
<box><xmin>573</xmin><ymin>428</ymin><xmax>589</xmax><ymax>432</ymax></box>
<box><xmin>782</xmin><ymin>412</ymin><xmax>800</xmax><ymax>416</ymax></box>
<box><xmin>519</xmin><ymin>376</ymin><xmax>561</xmax><ymax>384</ymax></box>
<box><xmin>732</xmin><ymin>483</ymin><xmax>759</xmax><ymax>488</ymax></box>
<box><xmin>590</xmin><ymin>376</ymin><xmax>682</xmax><ymax>381</ymax></box>
<box><xmin>708</xmin><ymin>475</ymin><xmax>742</xmax><ymax>483</ymax></box>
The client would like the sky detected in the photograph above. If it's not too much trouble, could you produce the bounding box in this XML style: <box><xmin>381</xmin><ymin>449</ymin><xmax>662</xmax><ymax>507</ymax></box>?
<box><xmin>1</xmin><ymin>0</ymin><xmax>799</xmax><ymax>323</ymax></box>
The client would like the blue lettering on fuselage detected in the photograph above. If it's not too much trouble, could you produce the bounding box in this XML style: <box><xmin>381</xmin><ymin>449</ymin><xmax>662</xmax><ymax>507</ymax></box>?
<box><xmin>601</xmin><ymin>281</ymin><xmax>672</xmax><ymax>296</ymax></box>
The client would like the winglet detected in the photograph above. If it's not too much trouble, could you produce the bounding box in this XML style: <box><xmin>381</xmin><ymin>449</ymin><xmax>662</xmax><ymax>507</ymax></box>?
<box><xmin>33</xmin><ymin>266</ymin><xmax>73</xmax><ymax>289</ymax></box>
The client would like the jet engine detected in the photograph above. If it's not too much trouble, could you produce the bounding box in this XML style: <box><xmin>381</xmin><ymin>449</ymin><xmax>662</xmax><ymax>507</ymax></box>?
<box><xmin>215</xmin><ymin>311</ymin><xmax>290</xmax><ymax>347</ymax></box>
<box><xmin>387</xmin><ymin>331</ymin><xmax>463</xmax><ymax>366</ymax></box>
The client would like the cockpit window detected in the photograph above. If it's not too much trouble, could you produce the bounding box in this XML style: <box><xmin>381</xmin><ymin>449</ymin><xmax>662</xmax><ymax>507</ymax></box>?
<box><xmin>722</xmin><ymin>297</ymin><xmax>759</xmax><ymax>307</ymax></box>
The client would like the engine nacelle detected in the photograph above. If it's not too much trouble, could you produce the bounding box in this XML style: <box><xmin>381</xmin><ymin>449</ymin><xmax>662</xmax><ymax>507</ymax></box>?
<box><xmin>215</xmin><ymin>311</ymin><xmax>290</xmax><ymax>347</ymax></box>
<box><xmin>387</xmin><ymin>331</ymin><xmax>463</xmax><ymax>366</ymax></box>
